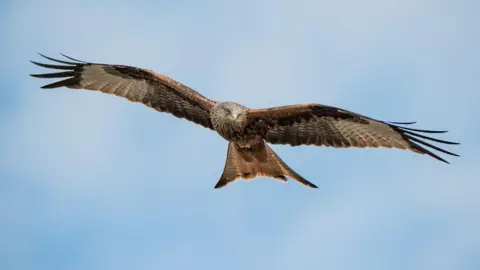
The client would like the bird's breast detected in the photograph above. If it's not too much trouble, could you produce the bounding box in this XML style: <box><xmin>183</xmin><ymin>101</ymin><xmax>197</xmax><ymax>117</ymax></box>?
<box><xmin>213</xmin><ymin>122</ymin><xmax>252</xmax><ymax>143</ymax></box>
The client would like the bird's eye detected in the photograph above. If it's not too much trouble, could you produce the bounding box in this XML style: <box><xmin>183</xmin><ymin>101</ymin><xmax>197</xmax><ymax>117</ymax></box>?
<box><xmin>225</xmin><ymin>108</ymin><xmax>231</xmax><ymax>115</ymax></box>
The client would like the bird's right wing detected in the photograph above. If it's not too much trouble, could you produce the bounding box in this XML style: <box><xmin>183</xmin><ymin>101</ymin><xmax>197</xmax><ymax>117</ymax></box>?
<box><xmin>30</xmin><ymin>53</ymin><xmax>217</xmax><ymax>130</ymax></box>
<box><xmin>245</xmin><ymin>104</ymin><xmax>459</xmax><ymax>163</ymax></box>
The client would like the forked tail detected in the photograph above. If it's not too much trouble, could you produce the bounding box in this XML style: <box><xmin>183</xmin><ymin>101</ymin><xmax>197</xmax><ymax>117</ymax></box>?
<box><xmin>214</xmin><ymin>141</ymin><xmax>318</xmax><ymax>189</ymax></box>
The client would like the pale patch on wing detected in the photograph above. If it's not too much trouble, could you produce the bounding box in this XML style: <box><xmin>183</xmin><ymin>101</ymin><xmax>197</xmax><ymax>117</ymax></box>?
<box><xmin>362</xmin><ymin>120</ymin><xmax>410</xmax><ymax>148</ymax></box>
<box><xmin>79</xmin><ymin>65</ymin><xmax>149</xmax><ymax>102</ymax></box>
<box><xmin>333</xmin><ymin>119</ymin><xmax>410</xmax><ymax>149</ymax></box>
<box><xmin>264</xmin><ymin>116</ymin><xmax>414</xmax><ymax>150</ymax></box>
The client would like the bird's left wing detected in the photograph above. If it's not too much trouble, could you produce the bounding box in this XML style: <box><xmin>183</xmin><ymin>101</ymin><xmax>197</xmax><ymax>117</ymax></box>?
<box><xmin>30</xmin><ymin>53</ymin><xmax>217</xmax><ymax>129</ymax></box>
<box><xmin>245</xmin><ymin>104</ymin><xmax>459</xmax><ymax>163</ymax></box>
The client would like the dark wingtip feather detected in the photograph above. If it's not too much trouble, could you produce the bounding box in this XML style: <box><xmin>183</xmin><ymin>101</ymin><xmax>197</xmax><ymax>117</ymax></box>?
<box><xmin>402</xmin><ymin>130</ymin><xmax>460</xmax><ymax>145</ymax></box>
<box><xmin>387</xmin><ymin>121</ymin><xmax>417</xmax><ymax>125</ymax></box>
<box><xmin>60</xmin><ymin>53</ymin><xmax>87</xmax><ymax>63</ymax></box>
<box><xmin>30</xmin><ymin>71</ymin><xmax>76</xmax><ymax>78</ymax></box>
<box><xmin>387</xmin><ymin>121</ymin><xmax>460</xmax><ymax>164</ymax></box>
<box><xmin>408</xmin><ymin>140</ymin><xmax>451</xmax><ymax>164</ymax></box>
<box><xmin>37</xmin><ymin>52</ymin><xmax>79</xmax><ymax>65</ymax></box>
<box><xmin>39</xmin><ymin>77</ymin><xmax>81</xmax><ymax>89</ymax></box>
<box><xmin>308</xmin><ymin>183</ymin><xmax>319</xmax><ymax>188</ymax></box>
<box><xmin>405</xmin><ymin>134</ymin><xmax>460</xmax><ymax>157</ymax></box>
<box><xmin>30</xmin><ymin>60</ymin><xmax>75</xmax><ymax>70</ymax></box>
<box><xmin>385</xmin><ymin>121</ymin><xmax>449</xmax><ymax>134</ymax></box>
<box><xmin>30</xmin><ymin>54</ymin><xmax>83</xmax><ymax>89</ymax></box>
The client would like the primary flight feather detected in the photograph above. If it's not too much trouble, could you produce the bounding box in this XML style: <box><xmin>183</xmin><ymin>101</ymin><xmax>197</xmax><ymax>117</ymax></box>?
<box><xmin>30</xmin><ymin>53</ymin><xmax>460</xmax><ymax>189</ymax></box>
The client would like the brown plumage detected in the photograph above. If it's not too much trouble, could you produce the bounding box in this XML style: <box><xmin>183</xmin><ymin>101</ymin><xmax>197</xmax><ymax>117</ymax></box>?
<box><xmin>30</xmin><ymin>53</ymin><xmax>460</xmax><ymax>189</ymax></box>
<box><xmin>31</xmin><ymin>53</ymin><xmax>216</xmax><ymax>129</ymax></box>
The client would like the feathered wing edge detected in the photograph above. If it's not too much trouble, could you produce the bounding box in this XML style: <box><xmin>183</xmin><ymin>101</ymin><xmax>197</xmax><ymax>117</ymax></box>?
<box><xmin>29</xmin><ymin>53</ymin><xmax>218</xmax><ymax>129</ymax></box>
<box><xmin>383</xmin><ymin>120</ymin><xmax>459</xmax><ymax>164</ymax></box>
<box><xmin>30</xmin><ymin>53</ymin><xmax>92</xmax><ymax>89</ymax></box>
<box><xmin>247</xmin><ymin>105</ymin><xmax>460</xmax><ymax>164</ymax></box>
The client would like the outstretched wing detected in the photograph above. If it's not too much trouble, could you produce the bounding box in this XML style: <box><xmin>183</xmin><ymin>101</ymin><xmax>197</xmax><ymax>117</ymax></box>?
<box><xmin>30</xmin><ymin>53</ymin><xmax>217</xmax><ymax>129</ymax></box>
<box><xmin>245</xmin><ymin>104</ymin><xmax>459</xmax><ymax>163</ymax></box>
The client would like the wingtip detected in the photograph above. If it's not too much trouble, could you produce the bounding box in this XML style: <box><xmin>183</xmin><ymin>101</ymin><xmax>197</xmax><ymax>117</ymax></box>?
<box><xmin>59</xmin><ymin>52</ymin><xmax>69</xmax><ymax>59</ymax></box>
<box><xmin>60</xmin><ymin>52</ymin><xmax>87</xmax><ymax>63</ymax></box>
<box><xmin>309</xmin><ymin>183</ymin><xmax>319</xmax><ymax>189</ymax></box>
<box><xmin>388</xmin><ymin>121</ymin><xmax>417</xmax><ymax>125</ymax></box>
<box><xmin>29</xmin><ymin>60</ymin><xmax>42</xmax><ymax>67</ymax></box>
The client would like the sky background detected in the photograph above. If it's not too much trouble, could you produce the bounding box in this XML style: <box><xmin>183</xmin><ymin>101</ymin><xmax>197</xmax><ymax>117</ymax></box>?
<box><xmin>1</xmin><ymin>0</ymin><xmax>479</xmax><ymax>269</ymax></box>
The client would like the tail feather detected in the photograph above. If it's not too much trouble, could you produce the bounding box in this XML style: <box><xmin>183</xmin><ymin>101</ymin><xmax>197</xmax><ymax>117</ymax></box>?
<box><xmin>214</xmin><ymin>142</ymin><xmax>317</xmax><ymax>189</ymax></box>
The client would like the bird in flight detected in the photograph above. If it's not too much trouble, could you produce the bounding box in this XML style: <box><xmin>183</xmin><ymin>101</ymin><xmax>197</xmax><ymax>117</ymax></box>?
<box><xmin>30</xmin><ymin>53</ymin><xmax>459</xmax><ymax>189</ymax></box>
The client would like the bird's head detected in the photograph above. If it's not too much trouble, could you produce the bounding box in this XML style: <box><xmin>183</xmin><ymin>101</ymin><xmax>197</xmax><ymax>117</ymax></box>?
<box><xmin>212</xmin><ymin>102</ymin><xmax>248</xmax><ymax>124</ymax></box>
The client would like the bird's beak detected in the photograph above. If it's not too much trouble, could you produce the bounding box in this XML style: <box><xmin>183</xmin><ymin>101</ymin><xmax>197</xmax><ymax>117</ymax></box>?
<box><xmin>232</xmin><ymin>113</ymin><xmax>238</xmax><ymax>119</ymax></box>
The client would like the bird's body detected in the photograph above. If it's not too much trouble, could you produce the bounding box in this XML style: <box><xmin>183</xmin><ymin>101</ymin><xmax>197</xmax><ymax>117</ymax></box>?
<box><xmin>30</xmin><ymin>53</ymin><xmax>460</xmax><ymax>189</ymax></box>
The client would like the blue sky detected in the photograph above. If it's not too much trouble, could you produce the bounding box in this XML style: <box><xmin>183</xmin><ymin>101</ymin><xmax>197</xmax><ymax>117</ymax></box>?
<box><xmin>1</xmin><ymin>0</ymin><xmax>479</xmax><ymax>269</ymax></box>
